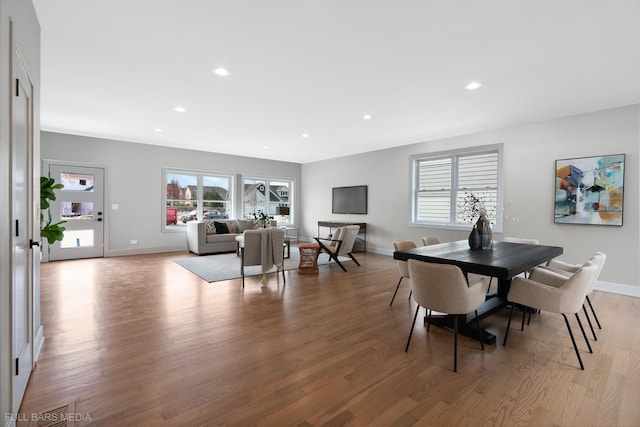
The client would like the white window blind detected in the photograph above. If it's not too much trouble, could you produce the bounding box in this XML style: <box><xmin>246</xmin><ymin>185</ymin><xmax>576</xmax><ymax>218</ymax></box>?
<box><xmin>412</xmin><ymin>145</ymin><xmax>502</xmax><ymax>228</ymax></box>
<box><xmin>416</xmin><ymin>158</ymin><xmax>452</xmax><ymax>223</ymax></box>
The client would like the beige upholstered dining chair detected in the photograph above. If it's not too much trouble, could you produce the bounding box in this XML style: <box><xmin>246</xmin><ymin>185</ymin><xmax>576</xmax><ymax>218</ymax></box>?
<box><xmin>240</xmin><ymin>228</ymin><xmax>286</xmax><ymax>288</ymax></box>
<box><xmin>421</xmin><ymin>236</ymin><xmax>441</xmax><ymax>246</ymax></box>
<box><xmin>405</xmin><ymin>259</ymin><xmax>488</xmax><ymax>372</ymax></box>
<box><xmin>390</xmin><ymin>240</ymin><xmax>417</xmax><ymax>306</ymax></box>
<box><xmin>502</xmin><ymin>236</ymin><xmax>540</xmax><ymax>245</ymax></box>
<box><xmin>504</xmin><ymin>262</ymin><xmax>598</xmax><ymax>370</ymax></box>
<box><xmin>314</xmin><ymin>225</ymin><xmax>361</xmax><ymax>272</ymax></box>
<box><xmin>541</xmin><ymin>252</ymin><xmax>607</xmax><ymax>340</ymax></box>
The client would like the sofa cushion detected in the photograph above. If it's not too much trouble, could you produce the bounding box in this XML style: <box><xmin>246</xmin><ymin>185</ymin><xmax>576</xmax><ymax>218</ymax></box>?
<box><xmin>223</xmin><ymin>219</ymin><xmax>238</xmax><ymax>234</ymax></box>
<box><xmin>237</xmin><ymin>219</ymin><xmax>255</xmax><ymax>233</ymax></box>
<box><xmin>214</xmin><ymin>221</ymin><xmax>230</xmax><ymax>234</ymax></box>
<box><xmin>204</xmin><ymin>220</ymin><xmax>216</xmax><ymax>235</ymax></box>
<box><xmin>205</xmin><ymin>233</ymin><xmax>239</xmax><ymax>244</ymax></box>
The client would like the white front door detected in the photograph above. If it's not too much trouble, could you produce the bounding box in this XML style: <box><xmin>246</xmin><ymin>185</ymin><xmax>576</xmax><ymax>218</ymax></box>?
<box><xmin>12</xmin><ymin>46</ymin><xmax>33</xmax><ymax>414</ymax></box>
<box><xmin>48</xmin><ymin>165</ymin><xmax>105</xmax><ymax>260</ymax></box>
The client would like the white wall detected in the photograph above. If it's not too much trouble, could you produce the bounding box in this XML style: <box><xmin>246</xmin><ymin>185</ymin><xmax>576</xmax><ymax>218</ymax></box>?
<box><xmin>41</xmin><ymin>132</ymin><xmax>302</xmax><ymax>256</ymax></box>
<box><xmin>301</xmin><ymin>105</ymin><xmax>640</xmax><ymax>287</ymax></box>
<box><xmin>41</xmin><ymin>104</ymin><xmax>640</xmax><ymax>287</ymax></box>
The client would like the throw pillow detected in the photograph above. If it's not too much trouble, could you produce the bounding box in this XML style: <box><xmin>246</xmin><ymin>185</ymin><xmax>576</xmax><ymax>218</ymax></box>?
<box><xmin>204</xmin><ymin>220</ymin><xmax>216</xmax><ymax>235</ymax></box>
<box><xmin>214</xmin><ymin>221</ymin><xmax>230</xmax><ymax>234</ymax></box>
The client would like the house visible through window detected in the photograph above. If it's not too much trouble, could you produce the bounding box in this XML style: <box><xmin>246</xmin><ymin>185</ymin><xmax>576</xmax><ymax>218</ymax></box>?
<box><xmin>164</xmin><ymin>170</ymin><xmax>233</xmax><ymax>230</ymax></box>
<box><xmin>412</xmin><ymin>144</ymin><xmax>503</xmax><ymax>231</ymax></box>
<box><xmin>243</xmin><ymin>177</ymin><xmax>293</xmax><ymax>225</ymax></box>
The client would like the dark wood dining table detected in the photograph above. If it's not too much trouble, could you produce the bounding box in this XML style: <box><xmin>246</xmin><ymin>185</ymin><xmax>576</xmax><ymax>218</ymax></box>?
<box><xmin>393</xmin><ymin>240</ymin><xmax>563</xmax><ymax>344</ymax></box>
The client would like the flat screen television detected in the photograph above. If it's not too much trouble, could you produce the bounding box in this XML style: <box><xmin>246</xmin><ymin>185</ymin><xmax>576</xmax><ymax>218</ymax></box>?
<box><xmin>332</xmin><ymin>185</ymin><xmax>368</xmax><ymax>214</ymax></box>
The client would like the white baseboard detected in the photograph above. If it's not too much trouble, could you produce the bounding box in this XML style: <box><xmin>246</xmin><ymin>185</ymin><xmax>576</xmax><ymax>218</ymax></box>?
<box><xmin>34</xmin><ymin>325</ymin><xmax>44</xmax><ymax>363</ymax></box>
<box><xmin>106</xmin><ymin>245</ymin><xmax>186</xmax><ymax>257</ymax></box>
<box><xmin>369</xmin><ymin>246</ymin><xmax>393</xmax><ymax>256</ymax></box>
<box><xmin>595</xmin><ymin>281</ymin><xmax>640</xmax><ymax>298</ymax></box>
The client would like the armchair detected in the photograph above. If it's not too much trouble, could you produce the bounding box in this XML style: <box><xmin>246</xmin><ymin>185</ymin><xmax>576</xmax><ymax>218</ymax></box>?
<box><xmin>421</xmin><ymin>236</ymin><xmax>441</xmax><ymax>246</ymax></box>
<box><xmin>390</xmin><ymin>240</ymin><xmax>417</xmax><ymax>306</ymax></box>
<box><xmin>405</xmin><ymin>260</ymin><xmax>487</xmax><ymax>372</ymax></box>
<box><xmin>541</xmin><ymin>252</ymin><xmax>607</xmax><ymax>339</ymax></box>
<box><xmin>314</xmin><ymin>225</ymin><xmax>361</xmax><ymax>272</ymax></box>
<box><xmin>240</xmin><ymin>228</ymin><xmax>286</xmax><ymax>288</ymax></box>
<box><xmin>504</xmin><ymin>262</ymin><xmax>598</xmax><ymax>369</ymax></box>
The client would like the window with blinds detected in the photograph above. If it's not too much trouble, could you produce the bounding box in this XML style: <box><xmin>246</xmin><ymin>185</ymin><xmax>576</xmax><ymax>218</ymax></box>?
<box><xmin>412</xmin><ymin>145</ymin><xmax>503</xmax><ymax>229</ymax></box>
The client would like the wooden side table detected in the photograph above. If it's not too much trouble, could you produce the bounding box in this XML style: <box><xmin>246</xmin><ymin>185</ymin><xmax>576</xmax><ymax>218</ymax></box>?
<box><xmin>298</xmin><ymin>243</ymin><xmax>320</xmax><ymax>274</ymax></box>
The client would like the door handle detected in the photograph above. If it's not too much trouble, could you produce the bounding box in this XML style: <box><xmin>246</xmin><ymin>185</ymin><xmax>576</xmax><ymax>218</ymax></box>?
<box><xmin>29</xmin><ymin>239</ymin><xmax>40</xmax><ymax>248</ymax></box>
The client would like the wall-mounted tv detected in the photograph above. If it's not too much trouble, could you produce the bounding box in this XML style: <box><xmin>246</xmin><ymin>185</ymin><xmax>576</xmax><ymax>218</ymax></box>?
<box><xmin>332</xmin><ymin>185</ymin><xmax>368</xmax><ymax>214</ymax></box>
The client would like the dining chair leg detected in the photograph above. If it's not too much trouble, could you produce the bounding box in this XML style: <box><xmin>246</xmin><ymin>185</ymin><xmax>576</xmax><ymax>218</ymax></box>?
<box><xmin>503</xmin><ymin>304</ymin><xmax>515</xmax><ymax>346</ymax></box>
<box><xmin>527</xmin><ymin>309</ymin><xmax>533</xmax><ymax>325</ymax></box>
<box><xmin>575</xmin><ymin>313</ymin><xmax>593</xmax><ymax>354</ymax></box>
<box><xmin>427</xmin><ymin>309</ymin><xmax>432</xmax><ymax>332</ymax></box>
<box><xmin>586</xmin><ymin>295</ymin><xmax>602</xmax><ymax>329</ymax></box>
<box><xmin>475</xmin><ymin>310</ymin><xmax>484</xmax><ymax>351</ymax></box>
<box><xmin>583</xmin><ymin>304</ymin><xmax>597</xmax><ymax>340</ymax></box>
<box><xmin>453</xmin><ymin>315</ymin><xmax>458</xmax><ymax>372</ymax></box>
<box><xmin>390</xmin><ymin>277</ymin><xmax>403</xmax><ymax>306</ymax></box>
<box><xmin>405</xmin><ymin>305</ymin><xmax>420</xmax><ymax>352</ymax></box>
<box><xmin>562</xmin><ymin>314</ymin><xmax>584</xmax><ymax>370</ymax></box>
<box><xmin>520</xmin><ymin>307</ymin><xmax>527</xmax><ymax>331</ymax></box>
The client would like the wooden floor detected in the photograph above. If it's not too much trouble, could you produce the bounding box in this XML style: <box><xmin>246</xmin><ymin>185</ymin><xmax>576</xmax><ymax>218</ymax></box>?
<box><xmin>19</xmin><ymin>250</ymin><xmax>640</xmax><ymax>426</ymax></box>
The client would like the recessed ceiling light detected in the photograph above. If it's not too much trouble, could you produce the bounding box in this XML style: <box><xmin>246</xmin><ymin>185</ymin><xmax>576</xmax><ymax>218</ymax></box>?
<box><xmin>263</xmin><ymin>146</ymin><xmax>269</xmax><ymax>149</ymax></box>
<box><xmin>173</xmin><ymin>106</ymin><xmax>186</xmax><ymax>112</ymax></box>
<box><xmin>465</xmin><ymin>81</ymin><xmax>483</xmax><ymax>91</ymax></box>
<box><xmin>213</xmin><ymin>67</ymin><xmax>230</xmax><ymax>76</ymax></box>
<box><xmin>363</xmin><ymin>114</ymin><xmax>372</xmax><ymax>120</ymax></box>
<box><xmin>301</xmin><ymin>133</ymin><xmax>309</xmax><ymax>138</ymax></box>
<box><xmin>154</xmin><ymin>128</ymin><xmax>163</xmax><ymax>133</ymax></box>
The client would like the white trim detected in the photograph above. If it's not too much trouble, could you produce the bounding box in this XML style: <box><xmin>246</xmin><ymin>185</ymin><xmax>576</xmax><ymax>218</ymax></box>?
<box><xmin>595</xmin><ymin>281</ymin><xmax>640</xmax><ymax>298</ymax></box>
<box><xmin>33</xmin><ymin>325</ymin><xmax>44</xmax><ymax>363</ymax></box>
<box><xmin>106</xmin><ymin>245</ymin><xmax>186</xmax><ymax>257</ymax></box>
<box><xmin>410</xmin><ymin>143</ymin><xmax>504</xmax><ymax>233</ymax></box>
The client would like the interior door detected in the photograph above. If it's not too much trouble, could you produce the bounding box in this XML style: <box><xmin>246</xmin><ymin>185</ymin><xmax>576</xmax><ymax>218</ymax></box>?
<box><xmin>12</xmin><ymin>47</ymin><xmax>33</xmax><ymax>414</ymax></box>
<box><xmin>48</xmin><ymin>165</ymin><xmax>105</xmax><ymax>260</ymax></box>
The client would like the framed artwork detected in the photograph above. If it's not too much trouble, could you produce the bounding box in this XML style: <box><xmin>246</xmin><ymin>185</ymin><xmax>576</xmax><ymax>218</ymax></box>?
<box><xmin>554</xmin><ymin>154</ymin><xmax>625</xmax><ymax>225</ymax></box>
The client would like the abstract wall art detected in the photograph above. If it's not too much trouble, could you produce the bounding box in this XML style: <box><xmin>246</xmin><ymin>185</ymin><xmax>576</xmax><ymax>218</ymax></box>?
<box><xmin>554</xmin><ymin>154</ymin><xmax>624</xmax><ymax>226</ymax></box>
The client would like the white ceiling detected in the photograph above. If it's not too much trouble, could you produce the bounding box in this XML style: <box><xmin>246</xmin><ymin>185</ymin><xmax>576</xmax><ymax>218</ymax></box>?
<box><xmin>33</xmin><ymin>1</ymin><xmax>640</xmax><ymax>164</ymax></box>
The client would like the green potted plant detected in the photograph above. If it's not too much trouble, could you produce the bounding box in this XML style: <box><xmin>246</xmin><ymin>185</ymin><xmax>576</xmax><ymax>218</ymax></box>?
<box><xmin>40</xmin><ymin>176</ymin><xmax>67</xmax><ymax>244</ymax></box>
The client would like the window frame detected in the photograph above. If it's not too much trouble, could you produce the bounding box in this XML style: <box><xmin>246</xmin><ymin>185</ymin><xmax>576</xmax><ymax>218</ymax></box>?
<box><xmin>242</xmin><ymin>175</ymin><xmax>294</xmax><ymax>226</ymax></box>
<box><xmin>410</xmin><ymin>143</ymin><xmax>504</xmax><ymax>232</ymax></box>
<box><xmin>162</xmin><ymin>168</ymin><xmax>234</xmax><ymax>232</ymax></box>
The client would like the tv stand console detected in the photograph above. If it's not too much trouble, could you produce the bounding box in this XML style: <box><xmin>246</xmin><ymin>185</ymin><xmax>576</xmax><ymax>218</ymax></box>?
<box><xmin>317</xmin><ymin>221</ymin><xmax>367</xmax><ymax>252</ymax></box>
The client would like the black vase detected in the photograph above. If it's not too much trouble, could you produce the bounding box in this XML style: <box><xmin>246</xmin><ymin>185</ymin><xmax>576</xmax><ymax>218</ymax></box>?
<box><xmin>475</xmin><ymin>215</ymin><xmax>493</xmax><ymax>250</ymax></box>
<box><xmin>468</xmin><ymin>226</ymin><xmax>481</xmax><ymax>249</ymax></box>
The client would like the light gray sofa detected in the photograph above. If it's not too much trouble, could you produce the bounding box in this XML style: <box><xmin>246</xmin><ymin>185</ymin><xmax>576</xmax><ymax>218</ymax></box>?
<box><xmin>186</xmin><ymin>219</ymin><xmax>255</xmax><ymax>255</ymax></box>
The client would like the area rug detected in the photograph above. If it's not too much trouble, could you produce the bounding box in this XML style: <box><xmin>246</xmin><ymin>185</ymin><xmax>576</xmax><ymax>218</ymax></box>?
<box><xmin>173</xmin><ymin>250</ymin><xmax>352</xmax><ymax>283</ymax></box>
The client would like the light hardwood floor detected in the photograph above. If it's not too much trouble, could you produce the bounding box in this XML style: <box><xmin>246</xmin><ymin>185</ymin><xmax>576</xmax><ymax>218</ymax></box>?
<box><xmin>18</xmin><ymin>250</ymin><xmax>640</xmax><ymax>426</ymax></box>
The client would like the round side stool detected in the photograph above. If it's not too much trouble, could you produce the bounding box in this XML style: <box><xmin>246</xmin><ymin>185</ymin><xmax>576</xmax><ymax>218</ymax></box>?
<box><xmin>298</xmin><ymin>243</ymin><xmax>320</xmax><ymax>274</ymax></box>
